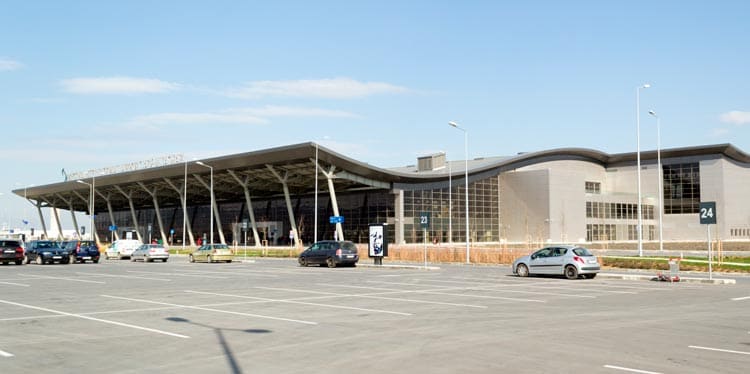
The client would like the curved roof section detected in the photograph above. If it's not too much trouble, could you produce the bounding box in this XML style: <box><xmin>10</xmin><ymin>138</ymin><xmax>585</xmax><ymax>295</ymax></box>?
<box><xmin>13</xmin><ymin>142</ymin><xmax>749</xmax><ymax>214</ymax></box>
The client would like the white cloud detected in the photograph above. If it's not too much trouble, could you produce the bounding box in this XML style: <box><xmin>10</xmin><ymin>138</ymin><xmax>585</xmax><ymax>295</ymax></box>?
<box><xmin>0</xmin><ymin>58</ymin><xmax>23</xmax><ymax>71</ymax></box>
<box><xmin>127</xmin><ymin>105</ymin><xmax>356</xmax><ymax>128</ymax></box>
<box><xmin>711</xmin><ymin>128</ymin><xmax>730</xmax><ymax>137</ymax></box>
<box><xmin>225</xmin><ymin>77</ymin><xmax>408</xmax><ymax>99</ymax></box>
<box><xmin>719</xmin><ymin>110</ymin><xmax>750</xmax><ymax>125</ymax></box>
<box><xmin>60</xmin><ymin>76</ymin><xmax>181</xmax><ymax>94</ymax></box>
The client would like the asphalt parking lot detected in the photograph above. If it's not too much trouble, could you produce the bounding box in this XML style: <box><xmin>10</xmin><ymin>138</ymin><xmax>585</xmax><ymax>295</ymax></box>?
<box><xmin>1</xmin><ymin>258</ymin><xmax>749</xmax><ymax>374</ymax></box>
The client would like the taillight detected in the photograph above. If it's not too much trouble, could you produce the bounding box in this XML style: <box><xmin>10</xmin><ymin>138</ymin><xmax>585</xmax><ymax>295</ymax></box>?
<box><xmin>15</xmin><ymin>247</ymin><xmax>24</xmax><ymax>254</ymax></box>
<box><xmin>574</xmin><ymin>256</ymin><xmax>585</xmax><ymax>264</ymax></box>
<box><xmin>336</xmin><ymin>249</ymin><xmax>342</xmax><ymax>256</ymax></box>
<box><xmin>76</xmin><ymin>243</ymin><xmax>81</xmax><ymax>253</ymax></box>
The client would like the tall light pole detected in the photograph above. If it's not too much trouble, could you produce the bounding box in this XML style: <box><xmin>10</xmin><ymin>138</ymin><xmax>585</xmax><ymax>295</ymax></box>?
<box><xmin>636</xmin><ymin>83</ymin><xmax>650</xmax><ymax>257</ymax></box>
<box><xmin>314</xmin><ymin>142</ymin><xmax>319</xmax><ymax>243</ymax></box>
<box><xmin>183</xmin><ymin>161</ymin><xmax>188</xmax><ymax>251</ymax></box>
<box><xmin>649</xmin><ymin>110</ymin><xmax>664</xmax><ymax>252</ymax></box>
<box><xmin>449</xmin><ymin>121</ymin><xmax>470</xmax><ymax>264</ymax></box>
<box><xmin>448</xmin><ymin>155</ymin><xmax>452</xmax><ymax>243</ymax></box>
<box><xmin>76</xmin><ymin>179</ymin><xmax>94</xmax><ymax>240</ymax></box>
<box><xmin>196</xmin><ymin>161</ymin><xmax>214</xmax><ymax>246</ymax></box>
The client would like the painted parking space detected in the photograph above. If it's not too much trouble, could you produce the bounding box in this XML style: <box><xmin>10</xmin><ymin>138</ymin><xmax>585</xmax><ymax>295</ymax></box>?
<box><xmin>0</xmin><ymin>259</ymin><xmax>747</xmax><ymax>373</ymax></box>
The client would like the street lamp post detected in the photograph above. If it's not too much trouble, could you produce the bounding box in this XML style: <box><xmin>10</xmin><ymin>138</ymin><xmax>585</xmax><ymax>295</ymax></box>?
<box><xmin>314</xmin><ymin>142</ymin><xmax>319</xmax><ymax>243</ymax></box>
<box><xmin>448</xmin><ymin>121</ymin><xmax>470</xmax><ymax>264</ymax></box>
<box><xmin>76</xmin><ymin>179</ymin><xmax>94</xmax><ymax>241</ymax></box>
<box><xmin>196</xmin><ymin>161</ymin><xmax>214</xmax><ymax>246</ymax></box>
<box><xmin>649</xmin><ymin>110</ymin><xmax>664</xmax><ymax>252</ymax></box>
<box><xmin>636</xmin><ymin>84</ymin><xmax>650</xmax><ymax>257</ymax></box>
<box><xmin>183</xmin><ymin>161</ymin><xmax>188</xmax><ymax>252</ymax></box>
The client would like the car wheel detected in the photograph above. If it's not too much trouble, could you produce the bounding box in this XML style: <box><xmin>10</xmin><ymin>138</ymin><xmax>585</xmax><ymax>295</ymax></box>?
<box><xmin>15</xmin><ymin>260</ymin><xmax>23</xmax><ymax>265</ymax></box>
<box><xmin>226</xmin><ymin>260</ymin><xmax>232</xmax><ymax>263</ymax></box>
<box><xmin>326</xmin><ymin>257</ymin><xmax>336</xmax><ymax>268</ymax></box>
<box><xmin>189</xmin><ymin>254</ymin><xmax>194</xmax><ymax>263</ymax></box>
<box><xmin>163</xmin><ymin>258</ymin><xmax>168</xmax><ymax>262</ymax></box>
<box><xmin>62</xmin><ymin>257</ymin><xmax>70</xmax><ymax>264</ymax></box>
<box><xmin>584</xmin><ymin>273</ymin><xmax>597</xmax><ymax>279</ymax></box>
<box><xmin>93</xmin><ymin>259</ymin><xmax>99</xmax><ymax>264</ymax></box>
<box><xmin>565</xmin><ymin>265</ymin><xmax>579</xmax><ymax>280</ymax></box>
<box><xmin>36</xmin><ymin>256</ymin><xmax>44</xmax><ymax>265</ymax></box>
<box><xmin>299</xmin><ymin>257</ymin><xmax>308</xmax><ymax>267</ymax></box>
<box><xmin>516</xmin><ymin>264</ymin><xmax>529</xmax><ymax>277</ymax></box>
<box><xmin>131</xmin><ymin>256</ymin><xmax>136</xmax><ymax>262</ymax></box>
<box><xmin>207</xmin><ymin>255</ymin><xmax>212</xmax><ymax>263</ymax></box>
<box><xmin>24</xmin><ymin>255</ymin><xmax>30</xmax><ymax>264</ymax></box>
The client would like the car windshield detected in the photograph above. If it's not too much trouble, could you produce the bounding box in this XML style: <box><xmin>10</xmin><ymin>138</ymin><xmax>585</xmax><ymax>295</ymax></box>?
<box><xmin>572</xmin><ymin>247</ymin><xmax>593</xmax><ymax>256</ymax></box>
<box><xmin>37</xmin><ymin>242</ymin><xmax>60</xmax><ymax>249</ymax></box>
<box><xmin>341</xmin><ymin>242</ymin><xmax>357</xmax><ymax>251</ymax></box>
<box><xmin>211</xmin><ymin>244</ymin><xmax>229</xmax><ymax>250</ymax></box>
<box><xmin>0</xmin><ymin>241</ymin><xmax>21</xmax><ymax>247</ymax></box>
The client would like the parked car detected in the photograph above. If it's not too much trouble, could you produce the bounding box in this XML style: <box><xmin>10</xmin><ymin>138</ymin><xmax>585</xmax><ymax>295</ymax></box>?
<box><xmin>0</xmin><ymin>239</ymin><xmax>25</xmax><ymax>265</ymax></box>
<box><xmin>131</xmin><ymin>244</ymin><xmax>169</xmax><ymax>262</ymax></box>
<box><xmin>512</xmin><ymin>245</ymin><xmax>600</xmax><ymax>279</ymax></box>
<box><xmin>63</xmin><ymin>240</ymin><xmax>100</xmax><ymax>263</ymax></box>
<box><xmin>188</xmin><ymin>244</ymin><xmax>234</xmax><ymax>263</ymax></box>
<box><xmin>106</xmin><ymin>239</ymin><xmax>143</xmax><ymax>260</ymax></box>
<box><xmin>24</xmin><ymin>240</ymin><xmax>70</xmax><ymax>265</ymax></box>
<box><xmin>298</xmin><ymin>240</ymin><xmax>359</xmax><ymax>268</ymax></box>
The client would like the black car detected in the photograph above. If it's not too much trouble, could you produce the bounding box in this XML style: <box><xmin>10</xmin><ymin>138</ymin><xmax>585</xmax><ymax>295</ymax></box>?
<box><xmin>24</xmin><ymin>240</ymin><xmax>70</xmax><ymax>265</ymax></box>
<box><xmin>0</xmin><ymin>239</ymin><xmax>25</xmax><ymax>265</ymax></box>
<box><xmin>63</xmin><ymin>240</ymin><xmax>100</xmax><ymax>263</ymax></box>
<box><xmin>298</xmin><ymin>240</ymin><xmax>359</xmax><ymax>268</ymax></box>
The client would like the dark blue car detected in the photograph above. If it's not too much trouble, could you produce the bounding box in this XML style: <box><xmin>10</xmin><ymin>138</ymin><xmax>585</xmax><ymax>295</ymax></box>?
<box><xmin>24</xmin><ymin>240</ymin><xmax>70</xmax><ymax>265</ymax></box>
<box><xmin>63</xmin><ymin>240</ymin><xmax>100</xmax><ymax>263</ymax></box>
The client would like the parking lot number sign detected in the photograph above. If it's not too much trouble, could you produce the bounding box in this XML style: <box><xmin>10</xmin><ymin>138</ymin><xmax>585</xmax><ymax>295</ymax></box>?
<box><xmin>699</xmin><ymin>202</ymin><xmax>717</xmax><ymax>225</ymax></box>
<box><xmin>419</xmin><ymin>212</ymin><xmax>431</xmax><ymax>228</ymax></box>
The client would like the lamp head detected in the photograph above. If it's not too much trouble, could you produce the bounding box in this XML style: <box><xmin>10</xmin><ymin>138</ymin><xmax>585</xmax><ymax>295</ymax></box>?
<box><xmin>642</xmin><ymin>84</ymin><xmax>651</xmax><ymax>88</ymax></box>
<box><xmin>648</xmin><ymin>110</ymin><xmax>657</xmax><ymax>117</ymax></box>
<box><xmin>448</xmin><ymin>121</ymin><xmax>458</xmax><ymax>128</ymax></box>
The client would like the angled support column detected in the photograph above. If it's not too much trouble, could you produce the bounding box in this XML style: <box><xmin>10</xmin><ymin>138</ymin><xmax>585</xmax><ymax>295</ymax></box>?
<box><xmin>163</xmin><ymin>178</ymin><xmax>196</xmax><ymax>246</ymax></box>
<box><xmin>266</xmin><ymin>165</ymin><xmax>301</xmax><ymax>247</ymax></box>
<box><xmin>96</xmin><ymin>191</ymin><xmax>120</xmax><ymax>241</ymax></box>
<box><xmin>316</xmin><ymin>164</ymin><xmax>344</xmax><ymax>241</ymax></box>
<box><xmin>34</xmin><ymin>203</ymin><xmax>49</xmax><ymax>239</ymax></box>
<box><xmin>138</xmin><ymin>182</ymin><xmax>168</xmax><ymax>245</ymax></box>
<box><xmin>115</xmin><ymin>186</ymin><xmax>143</xmax><ymax>243</ymax></box>
<box><xmin>227</xmin><ymin>170</ymin><xmax>262</xmax><ymax>247</ymax></box>
<box><xmin>72</xmin><ymin>190</ymin><xmax>100</xmax><ymax>243</ymax></box>
<box><xmin>57</xmin><ymin>193</ymin><xmax>81</xmax><ymax>238</ymax></box>
<box><xmin>193</xmin><ymin>174</ymin><xmax>226</xmax><ymax>244</ymax></box>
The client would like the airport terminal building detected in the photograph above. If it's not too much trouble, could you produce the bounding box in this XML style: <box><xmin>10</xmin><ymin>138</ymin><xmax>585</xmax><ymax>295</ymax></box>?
<box><xmin>14</xmin><ymin>143</ymin><xmax>750</xmax><ymax>247</ymax></box>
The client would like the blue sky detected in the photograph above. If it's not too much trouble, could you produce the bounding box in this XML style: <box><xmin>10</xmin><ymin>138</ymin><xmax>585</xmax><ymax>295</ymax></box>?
<box><xmin>1</xmin><ymin>0</ymin><xmax>749</xmax><ymax>229</ymax></box>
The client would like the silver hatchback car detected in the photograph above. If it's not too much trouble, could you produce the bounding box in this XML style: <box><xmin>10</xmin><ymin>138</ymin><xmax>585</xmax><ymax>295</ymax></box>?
<box><xmin>512</xmin><ymin>245</ymin><xmax>600</xmax><ymax>279</ymax></box>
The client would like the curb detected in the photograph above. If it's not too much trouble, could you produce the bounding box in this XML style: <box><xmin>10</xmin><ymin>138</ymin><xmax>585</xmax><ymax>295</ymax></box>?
<box><xmin>598</xmin><ymin>272</ymin><xmax>736</xmax><ymax>284</ymax></box>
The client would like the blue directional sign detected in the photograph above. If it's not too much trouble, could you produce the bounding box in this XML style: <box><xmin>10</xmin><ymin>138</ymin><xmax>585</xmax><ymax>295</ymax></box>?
<box><xmin>108</xmin><ymin>225</ymin><xmax>118</xmax><ymax>232</ymax></box>
<box><xmin>329</xmin><ymin>216</ymin><xmax>344</xmax><ymax>224</ymax></box>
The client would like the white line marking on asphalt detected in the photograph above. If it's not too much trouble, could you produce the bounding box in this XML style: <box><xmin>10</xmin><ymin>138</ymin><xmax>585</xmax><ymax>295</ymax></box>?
<box><xmin>126</xmin><ymin>270</ymin><xmax>227</xmax><ymax>279</ymax></box>
<box><xmin>185</xmin><ymin>290</ymin><xmax>413</xmax><ymax>316</ymax></box>
<box><xmin>361</xmin><ymin>281</ymin><xmax>548</xmax><ymax>302</ymax></box>
<box><xmin>731</xmin><ymin>296</ymin><xmax>750</xmax><ymax>301</ymax></box>
<box><xmin>19</xmin><ymin>274</ymin><xmax>106</xmax><ymax>284</ymax></box>
<box><xmin>175</xmin><ymin>269</ymin><xmax>278</xmax><ymax>278</ymax></box>
<box><xmin>0</xmin><ymin>281</ymin><xmax>29</xmax><ymax>287</ymax></box>
<box><xmin>689</xmin><ymin>345</ymin><xmax>750</xmax><ymax>355</ymax></box>
<box><xmin>603</xmin><ymin>364</ymin><xmax>663</xmax><ymax>373</ymax></box>
<box><xmin>0</xmin><ymin>349</ymin><xmax>13</xmax><ymax>358</ymax></box>
<box><xmin>75</xmin><ymin>272</ymin><xmax>172</xmax><ymax>282</ymax></box>
<box><xmin>257</xmin><ymin>286</ymin><xmax>495</xmax><ymax>307</ymax></box>
<box><xmin>101</xmin><ymin>295</ymin><xmax>317</xmax><ymax>325</ymax></box>
<box><xmin>0</xmin><ymin>299</ymin><xmax>189</xmax><ymax>339</ymax></box>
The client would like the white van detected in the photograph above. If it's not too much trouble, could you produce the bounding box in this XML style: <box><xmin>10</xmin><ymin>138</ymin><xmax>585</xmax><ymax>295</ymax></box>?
<box><xmin>106</xmin><ymin>239</ymin><xmax>143</xmax><ymax>260</ymax></box>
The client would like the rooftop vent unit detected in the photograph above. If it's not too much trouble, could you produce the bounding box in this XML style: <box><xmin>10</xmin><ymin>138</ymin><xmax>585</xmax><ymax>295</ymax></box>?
<box><xmin>417</xmin><ymin>152</ymin><xmax>446</xmax><ymax>172</ymax></box>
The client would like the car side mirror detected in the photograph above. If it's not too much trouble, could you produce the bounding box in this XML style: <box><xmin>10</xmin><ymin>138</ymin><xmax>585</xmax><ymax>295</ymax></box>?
<box><xmin>530</xmin><ymin>254</ymin><xmax>537</xmax><ymax>260</ymax></box>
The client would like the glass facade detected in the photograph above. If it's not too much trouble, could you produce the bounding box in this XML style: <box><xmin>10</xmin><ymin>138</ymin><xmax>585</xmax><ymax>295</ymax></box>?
<box><xmin>663</xmin><ymin>162</ymin><xmax>700</xmax><ymax>214</ymax></box>
<box><xmin>402</xmin><ymin>176</ymin><xmax>500</xmax><ymax>243</ymax></box>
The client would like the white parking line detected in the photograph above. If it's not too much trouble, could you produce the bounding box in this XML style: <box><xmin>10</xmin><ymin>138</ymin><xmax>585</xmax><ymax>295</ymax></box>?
<box><xmin>175</xmin><ymin>269</ymin><xmax>278</xmax><ymax>278</ymax></box>
<box><xmin>75</xmin><ymin>272</ymin><xmax>172</xmax><ymax>282</ymax></box>
<box><xmin>184</xmin><ymin>290</ymin><xmax>413</xmax><ymax>316</ymax></box>
<box><xmin>0</xmin><ymin>281</ymin><xmax>29</xmax><ymax>287</ymax></box>
<box><xmin>0</xmin><ymin>299</ymin><xmax>189</xmax><ymax>339</ymax></box>
<box><xmin>603</xmin><ymin>364</ymin><xmax>663</xmax><ymax>373</ymax></box>
<box><xmin>362</xmin><ymin>281</ymin><xmax>547</xmax><ymax>302</ymax></box>
<box><xmin>731</xmin><ymin>296</ymin><xmax>750</xmax><ymax>301</ymax></box>
<box><xmin>101</xmin><ymin>295</ymin><xmax>317</xmax><ymax>325</ymax></box>
<box><xmin>689</xmin><ymin>345</ymin><xmax>750</xmax><ymax>355</ymax></box>
<box><xmin>19</xmin><ymin>274</ymin><xmax>106</xmax><ymax>284</ymax></box>
<box><xmin>0</xmin><ymin>349</ymin><xmax>13</xmax><ymax>358</ymax></box>
<box><xmin>126</xmin><ymin>270</ymin><xmax>227</xmax><ymax>279</ymax></box>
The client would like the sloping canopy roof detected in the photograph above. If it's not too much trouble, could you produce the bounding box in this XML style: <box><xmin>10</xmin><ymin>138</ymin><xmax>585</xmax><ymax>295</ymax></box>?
<box><xmin>14</xmin><ymin>142</ymin><xmax>749</xmax><ymax>214</ymax></box>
